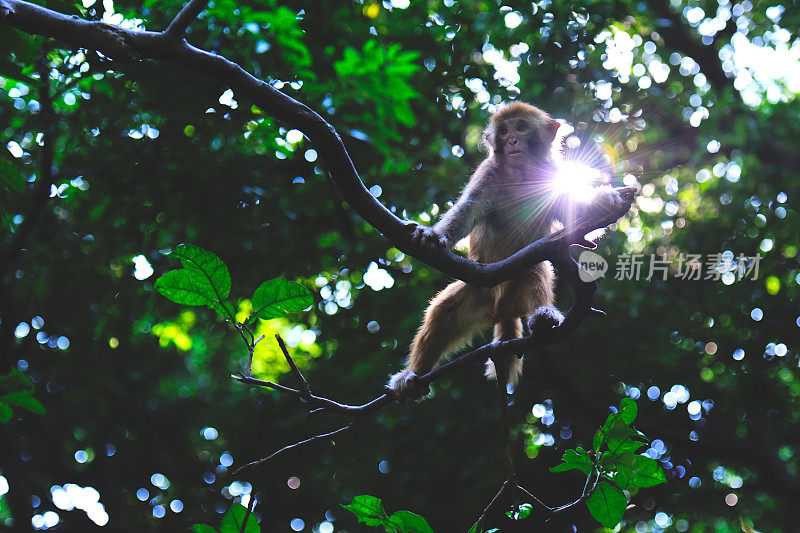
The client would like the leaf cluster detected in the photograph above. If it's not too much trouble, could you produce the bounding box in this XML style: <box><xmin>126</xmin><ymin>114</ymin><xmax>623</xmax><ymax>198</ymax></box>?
<box><xmin>342</xmin><ymin>495</ymin><xmax>433</xmax><ymax>533</ymax></box>
<box><xmin>154</xmin><ymin>244</ymin><xmax>313</xmax><ymax>327</ymax></box>
<box><xmin>550</xmin><ymin>398</ymin><xmax>666</xmax><ymax>527</ymax></box>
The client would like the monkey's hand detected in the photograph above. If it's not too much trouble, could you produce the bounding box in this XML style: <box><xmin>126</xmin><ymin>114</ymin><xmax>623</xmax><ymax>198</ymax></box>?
<box><xmin>528</xmin><ymin>306</ymin><xmax>565</xmax><ymax>331</ymax></box>
<box><xmin>387</xmin><ymin>369</ymin><xmax>431</xmax><ymax>401</ymax></box>
<box><xmin>404</xmin><ymin>221</ymin><xmax>449</xmax><ymax>249</ymax></box>
<box><xmin>588</xmin><ymin>186</ymin><xmax>636</xmax><ymax>217</ymax></box>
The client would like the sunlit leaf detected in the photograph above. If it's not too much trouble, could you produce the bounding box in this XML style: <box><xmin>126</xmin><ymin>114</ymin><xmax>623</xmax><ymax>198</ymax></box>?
<box><xmin>251</xmin><ymin>279</ymin><xmax>313</xmax><ymax>321</ymax></box>
<box><xmin>387</xmin><ymin>509</ymin><xmax>433</xmax><ymax>533</ymax></box>
<box><xmin>155</xmin><ymin>269</ymin><xmax>218</xmax><ymax>306</ymax></box>
<box><xmin>611</xmin><ymin>453</ymin><xmax>667</xmax><ymax>489</ymax></box>
<box><xmin>155</xmin><ymin>245</ymin><xmax>232</xmax><ymax>317</ymax></box>
<box><xmin>618</xmin><ymin>397</ymin><xmax>637</xmax><ymax>425</ymax></box>
<box><xmin>607</xmin><ymin>419</ymin><xmax>647</xmax><ymax>456</ymax></box>
<box><xmin>586</xmin><ymin>481</ymin><xmax>626</xmax><ymax>528</ymax></box>
<box><xmin>342</xmin><ymin>495</ymin><xmax>389</xmax><ymax>527</ymax></box>
<box><xmin>550</xmin><ymin>447</ymin><xmax>593</xmax><ymax>474</ymax></box>
<box><xmin>505</xmin><ymin>502</ymin><xmax>533</xmax><ymax>520</ymax></box>
<box><xmin>171</xmin><ymin>244</ymin><xmax>231</xmax><ymax>299</ymax></box>
<box><xmin>219</xmin><ymin>504</ymin><xmax>259</xmax><ymax>533</ymax></box>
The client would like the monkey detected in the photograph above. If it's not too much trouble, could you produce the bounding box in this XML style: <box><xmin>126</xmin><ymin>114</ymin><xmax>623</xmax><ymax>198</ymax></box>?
<box><xmin>389</xmin><ymin>102</ymin><xmax>630</xmax><ymax>399</ymax></box>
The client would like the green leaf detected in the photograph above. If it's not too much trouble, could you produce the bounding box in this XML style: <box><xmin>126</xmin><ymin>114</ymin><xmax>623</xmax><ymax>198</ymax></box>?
<box><xmin>618</xmin><ymin>397</ymin><xmax>638</xmax><ymax>425</ymax></box>
<box><xmin>0</xmin><ymin>368</ymin><xmax>35</xmax><ymax>393</ymax></box>
<box><xmin>586</xmin><ymin>481</ymin><xmax>627</xmax><ymax>528</ymax></box>
<box><xmin>0</xmin><ymin>403</ymin><xmax>12</xmax><ymax>423</ymax></box>
<box><xmin>342</xmin><ymin>495</ymin><xmax>390</xmax><ymax>527</ymax></box>
<box><xmin>607</xmin><ymin>419</ymin><xmax>648</xmax><ymax>456</ymax></box>
<box><xmin>550</xmin><ymin>447</ymin><xmax>593</xmax><ymax>475</ymax></box>
<box><xmin>251</xmin><ymin>279</ymin><xmax>313</xmax><ymax>321</ymax></box>
<box><xmin>517</xmin><ymin>503</ymin><xmax>533</xmax><ymax>520</ymax></box>
<box><xmin>468</xmin><ymin>526</ymin><xmax>499</xmax><ymax>533</ymax></box>
<box><xmin>593</xmin><ymin>428</ymin><xmax>605</xmax><ymax>452</ymax></box>
<box><xmin>605</xmin><ymin>419</ymin><xmax>635</xmax><ymax>453</ymax></box>
<box><xmin>190</xmin><ymin>525</ymin><xmax>218</xmax><ymax>533</ymax></box>
<box><xmin>1</xmin><ymin>391</ymin><xmax>45</xmax><ymax>414</ymax></box>
<box><xmin>211</xmin><ymin>300</ymin><xmax>236</xmax><ymax>321</ymax></box>
<box><xmin>172</xmin><ymin>245</ymin><xmax>231</xmax><ymax>298</ymax></box>
<box><xmin>155</xmin><ymin>245</ymin><xmax>232</xmax><ymax>315</ymax></box>
<box><xmin>387</xmin><ymin>510</ymin><xmax>433</xmax><ymax>533</ymax></box>
<box><xmin>219</xmin><ymin>504</ymin><xmax>259</xmax><ymax>533</ymax></box>
<box><xmin>611</xmin><ymin>453</ymin><xmax>667</xmax><ymax>489</ymax></box>
<box><xmin>595</xmin><ymin>400</ymin><xmax>647</xmax><ymax>455</ymax></box>
<box><xmin>155</xmin><ymin>269</ymin><xmax>219</xmax><ymax>307</ymax></box>
<box><xmin>505</xmin><ymin>502</ymin><xmax>533</xmax><ymax>520</ymax></box>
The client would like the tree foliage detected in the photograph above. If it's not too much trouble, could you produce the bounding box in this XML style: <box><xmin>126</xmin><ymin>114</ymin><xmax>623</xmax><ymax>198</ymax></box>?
<box><xmin>1</xmin><ymin>0</ymin><xmax>800</xmax><ymax>531</ymax></box>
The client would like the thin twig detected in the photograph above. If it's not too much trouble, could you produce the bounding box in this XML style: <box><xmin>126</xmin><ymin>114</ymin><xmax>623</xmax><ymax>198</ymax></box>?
<box><xmin>0</xmin><ymin>0</ymin><xmax>14</xmax><ymax>18</ymax></box>
<box><xmin>515</xmin><ymin>484</ymin><xmax>550</xmax><ymax>512</ymax></box>
<box><xmin>474</xmin><ymin>480</ymin><xmax>512</xmax><ymax>533</ymax></box>
<box><xmin>164</xmin><ymin>0</ymin><xmax>208</xmax><ymax>39</ymax></box>
<box><xmin>240</xmin><ymin>485</ymin><xmax>257</xmax><ymax>533</ymax></box>
<box><xmin>275</xmin><ymin>334</ymin><xmax>311</xmax><ymax>398</ymax></box>
<box><xmin>547</xmin><ymin>473</ymin><xmax>599</xmax><ymax>519</ymax></box>
<box><xmin>245</xmin><ymin>345</ymin><xmax>255</xmax><ymax>377</ymax></box>
<box><xmin>232</xmin><ymin>374</ymin><xmax>393</xmax><ymax>415</ymax></box>
<box><xmin>232</xmin><ymin>422</ymin><xmax>356</xmax><ymax>474</ymax></box>
<box><xmin>492</xmin><ymin>356</ymin><xmax>518</xmax><ymax>511</ymax></box>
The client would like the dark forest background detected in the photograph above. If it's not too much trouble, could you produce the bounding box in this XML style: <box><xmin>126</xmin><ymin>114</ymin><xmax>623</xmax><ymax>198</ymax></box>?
<box><xmin>2</xmin><ymin>0</ymin><xmax>800</xmax><ymax>531</ymax></box>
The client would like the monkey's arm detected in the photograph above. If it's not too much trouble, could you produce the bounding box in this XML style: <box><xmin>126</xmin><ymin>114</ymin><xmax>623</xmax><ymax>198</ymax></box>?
<box><xmin>431</xmin><ymin>161</ymin><xmax>494</xmax><ymax>245</ymax></box>
<box><xmin>432</xmin><ymin>183</ymin><xmax>484</xmax><ymax>246</ymax></box>
<box><xmin>552</xmin><ymin>185</ymin><xmax>632</xmax><ymax>228</ymax></box>
<box><xmin>406</xmin><ymin>166</ymin><xmax>488</xmax><ymax>248</ymax></box>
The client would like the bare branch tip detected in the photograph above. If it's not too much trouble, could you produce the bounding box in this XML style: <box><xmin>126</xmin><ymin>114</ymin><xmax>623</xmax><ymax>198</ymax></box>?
<box><xmin>0</xmin><ymin>0</ymin><xmax>15</xmax><ymax>19</ymax></box>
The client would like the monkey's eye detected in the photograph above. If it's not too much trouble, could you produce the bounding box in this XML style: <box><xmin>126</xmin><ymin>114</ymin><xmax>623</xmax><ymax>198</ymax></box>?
<box><xmin>499</xmin><ymin>126</ymin><xmax>509</xmax><ymax>135</ymax></box>
<box><xmin>517</xmin><ymin>122</ymin><xmax>529</xmax><ymax>132</ymax></box>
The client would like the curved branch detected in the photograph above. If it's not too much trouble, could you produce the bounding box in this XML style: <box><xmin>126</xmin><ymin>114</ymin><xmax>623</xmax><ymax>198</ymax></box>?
<box><xmin>1</xmin><ymin>0</ymin><xmax>634</xmax><ymax>288</ymax></box>
<box><xmin>164</xmin><ymin>0</ymin><xmax>208</xmax><ymax>39</ymax></box>
<box><xmin>231</xmin><ymin>206</ymin><xmax>614</xmax><ymax>474</ymax></box>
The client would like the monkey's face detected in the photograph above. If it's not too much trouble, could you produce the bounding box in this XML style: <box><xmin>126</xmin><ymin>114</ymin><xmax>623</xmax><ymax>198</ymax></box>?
<box><xmin>494</xmin><ymin>115</ymin><xmax>559</xmax><ymax>160</ymax></box>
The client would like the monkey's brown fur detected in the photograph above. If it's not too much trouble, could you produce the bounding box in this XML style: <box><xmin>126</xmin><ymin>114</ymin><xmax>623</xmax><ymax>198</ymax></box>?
<box><xmin>390</xmin><ymin>102</ymin><xmax>624</xmax><ymax>399</ymax></box>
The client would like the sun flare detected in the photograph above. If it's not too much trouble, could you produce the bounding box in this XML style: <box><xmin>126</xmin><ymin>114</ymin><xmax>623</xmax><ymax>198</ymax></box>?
<box><xmin>553</xmin><ymin>161</ymin><xmax>601</xmax><ymax>204</ymax></box>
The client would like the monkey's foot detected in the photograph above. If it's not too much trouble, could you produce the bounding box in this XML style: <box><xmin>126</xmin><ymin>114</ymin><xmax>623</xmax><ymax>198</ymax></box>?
<box><xmin>387</xmin><ymin>370</ymin><xmax>431</xmax><ymax>401</ymax></box>
<box><xmin>529</xmin><ymin>306</ymin><xmax>565</xmax><ymax>331</ymax></box>
<box><xmin>403</xmin><ymin>221</ymin><xmax>448</xmax><ymax>248</ymax></box>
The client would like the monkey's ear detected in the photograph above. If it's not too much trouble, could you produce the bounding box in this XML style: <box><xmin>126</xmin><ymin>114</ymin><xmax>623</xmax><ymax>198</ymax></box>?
<box><xmin>547</xmin><ymin>118</ymin><xmax>561</xmax><ymax>142</ymax></box>
<box><xmin>482</xmin><ymin>131</ymin><xmax>494</xmax><ymax>154</ymax></box>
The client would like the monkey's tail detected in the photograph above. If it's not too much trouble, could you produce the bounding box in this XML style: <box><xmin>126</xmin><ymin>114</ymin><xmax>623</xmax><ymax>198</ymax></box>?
<box><xmin>484</xmin><ymin>356</ymin><xmax>523</xmax><ymax>385</ymax></box>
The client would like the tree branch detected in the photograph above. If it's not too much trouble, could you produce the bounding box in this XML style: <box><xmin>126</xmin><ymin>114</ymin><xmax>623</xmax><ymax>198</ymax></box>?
<box><xmin>230</xmin><ymin>205</ymin><xmax>616</xmax><ymax>480</ymax></box>
<box><xmin>164</xmin><ymin>0</ymin><xmax>208</xmax><ymax>39</ymax></box>
<box><xmin>2</xmin><ymin>4</ymin><xmax>638</xmax><ymax>528</ymax></box>
<box><xmin>1</xmin><ymin>0</ymin><xmax>634</xmax><ymax>288</ymax></box>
